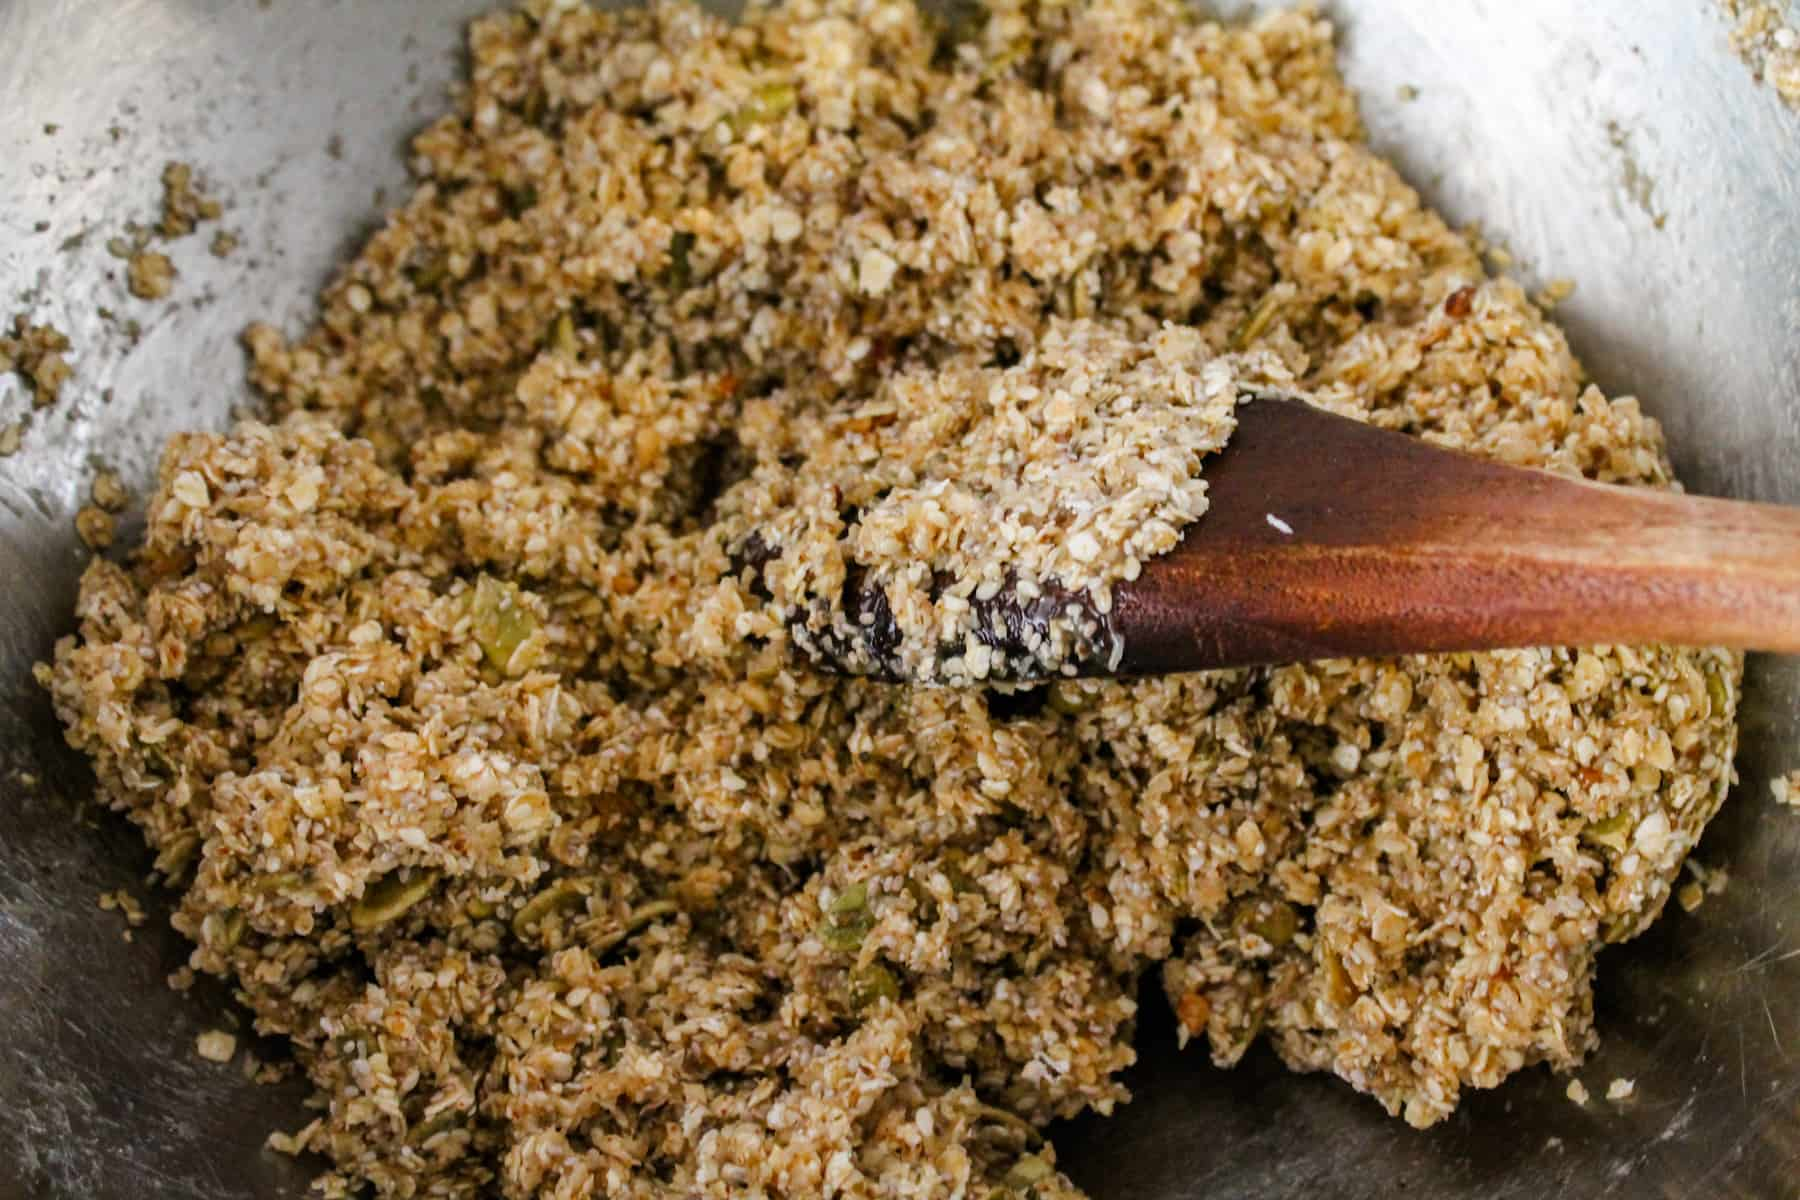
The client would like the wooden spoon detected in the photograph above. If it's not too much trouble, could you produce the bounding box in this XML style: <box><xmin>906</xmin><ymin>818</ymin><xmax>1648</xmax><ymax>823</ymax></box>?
<box><xmin>772</xmin><ymin>394</ymin><xmax>1800</xmax><ymax>681</ymax></box>
<box><xmin>1107</xmin><ymin>393</ymin><xmax>1800</xmax><ymax>676</ymax></box>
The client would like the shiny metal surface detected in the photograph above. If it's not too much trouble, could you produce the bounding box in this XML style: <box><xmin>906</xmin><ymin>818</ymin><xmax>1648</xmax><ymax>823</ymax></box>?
<box><xmin>0</xmin><ymin>1</ymin><xmax>1795</xmax><ymax>1197</ymax></box>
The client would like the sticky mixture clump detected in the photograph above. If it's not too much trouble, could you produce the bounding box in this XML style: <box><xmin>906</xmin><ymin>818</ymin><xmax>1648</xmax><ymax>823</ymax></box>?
<box><xmin>127</xmin><ymin>249</ymin><xmax>177</xmax><ymax>300</ymax></box>
<box><xmin>158</xmin><ymin>160</ymin><xmax>223</xmax><ymax>240</ymax></box>
<box><xmin>91</xmin><ymin>468</ymin><xmax>130</xmax><ymax>513</ymax></box>
<box><xmin>740</xmin><ymin>319</ymin><xmax>1271</xmax><ymax>683</ymax></box>
<box><xmin>0</xmin><ymin>314</ymin><xmax>73</xmax><ymax>408</ymax></box>
<box><xmin>39</xmin><ymin>1</ymin><xmax>1742</xmax><ymax>1197</ymax></box>
<box><xmin>74</xmin><ymin>504</ymin><xmax>115</xmax><ymax>550</ymax></box>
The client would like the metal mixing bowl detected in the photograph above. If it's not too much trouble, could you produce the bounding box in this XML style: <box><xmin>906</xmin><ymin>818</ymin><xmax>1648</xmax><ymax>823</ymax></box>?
<box><xmin>2</xmin><ymin>2</ymin><xmax>1796</xmax><ymax>1197</ymax></box>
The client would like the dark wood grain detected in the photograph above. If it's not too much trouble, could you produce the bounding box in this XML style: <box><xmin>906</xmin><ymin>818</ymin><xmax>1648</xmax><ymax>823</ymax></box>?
<box><xmin>1110</xmin><ymin>397</ymin><xmax>1800</xmax><ymax>675</ymax></box>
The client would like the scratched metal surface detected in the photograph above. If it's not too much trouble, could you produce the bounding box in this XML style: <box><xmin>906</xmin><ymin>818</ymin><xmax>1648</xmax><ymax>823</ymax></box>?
<box><xmin>0</xmin><ymin>1</ymin><xmax>1796</xmax><ymax>1197</ymax></box>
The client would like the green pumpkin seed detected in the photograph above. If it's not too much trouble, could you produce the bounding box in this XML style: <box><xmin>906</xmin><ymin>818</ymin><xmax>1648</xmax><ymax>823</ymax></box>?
<box><xmin>1705</xmin><ymin>669</ymin><xmax>1730</xmax><ymax>719</ymax></box>
<box><xmin>589</xmin><ymin>898</ymin><xmax>680</xmax><ymax>954</ymax></box>
<box><xmin>468</xmin><ymin>575</ymin><xmax>537</xmax><ymax>674</ymax></box>
<box><xmin>727</xmin><ymin>80</ymin><xmax>796</xmax><ymax>134</ymax></box>
<box><xmin>665</xmin><ymin>231</ymin><xmax>696</xmax><ymax>290</ymax></box>
<box><xmin>511</xmin><ymin>877</ymin><xmax>590</xmax><ymax>938</ymax></box>
<box><xmin>1231</xmin><ymin>291</ymin><xmax>1283</xmax><ymax>349</ymax></box>
<box><xmin>1581</xmin><ymin>812</ymin><xmax>1632</xmax><ymax>854</ymax></box>
<box><xmin>219</xmin><ymin>907</ymin><xmax>247</xmax><ymax>949</ymax></box>
<box><xmin>1235</xmin><ymin>898</ymin><xmax>1299</xmax><ymax>947</ymax></box>
<box><xmin>972</xmin><ymin>1100</ymin><xmax>1040</xmax><ymax>1144</ymax></box>
<box><xmin>351</xmin><ymin>869</ymin><xmax>439</xmax><ymax>932</ymax></box>
<box><xmin>830</xmin><ymin>882</ymin><xmax>868</xmax><ymax>916</ymax></box>
<box><xmin>1004</xmin><ymin>1153</ymin><xmax>1054</xmax><ymax>1189</ymax></box>
<box><xmin>819</xmin><ymin>882</ymin><xmax>874</xmax><ymax>952</ymax></box>
<box><xmin>251</xmin><ymin>870</ymin><xmax>307</xmax><ymax>897</ymax></box>
<box><xmin>407</xmin><ymin>1111</ymin><xmax>464</xmax><ymax>1145</ymax></box>
<box><xmin>849</xmin><ymin>961</ymin><xmax>900</xmax><ymax>1009</ymax></box>
<box><xmin>407</xmin><ymin>253</ymin><xmax>447</xmax><ymax>292</ymax></box>
<box><xmin>551</xmin><ymin>311</ymin><xmax>578</xmax><ymax>358</ymax></box>
<box><xmin>153</xmin><ymin>831</ymin><xmax>201</xmax><ymax>880</ymax></box>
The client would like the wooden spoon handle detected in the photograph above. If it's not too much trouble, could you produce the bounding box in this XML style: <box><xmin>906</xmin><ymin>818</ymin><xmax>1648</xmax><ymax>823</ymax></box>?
<box><xmin>1112</xmin><ymin>398</ymin><xmax>1800</xmax><ymax>674</ymax></box>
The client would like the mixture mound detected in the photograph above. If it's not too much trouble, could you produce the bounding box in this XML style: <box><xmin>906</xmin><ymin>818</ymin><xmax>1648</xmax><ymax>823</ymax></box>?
<box><xmin>744</xmin><ymin>317</ymin><xmax>1255</xmax><ymax>684</ymax></box>
<box><xmin>40</xmin><ymin>1</ymin><xmax>1740</xmax><ymax>1196</ymax></box>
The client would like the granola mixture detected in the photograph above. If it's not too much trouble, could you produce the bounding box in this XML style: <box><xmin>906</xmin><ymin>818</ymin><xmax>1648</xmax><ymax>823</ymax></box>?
<box><xmin>39</xmin><ymin>1</ymin><xmax>1741</xmax><ymax>1196</ymax></box>
<box><xmin>0</xmin><ymin>314</ymin><xmax>73</xmax><ymax>409</ymax></box>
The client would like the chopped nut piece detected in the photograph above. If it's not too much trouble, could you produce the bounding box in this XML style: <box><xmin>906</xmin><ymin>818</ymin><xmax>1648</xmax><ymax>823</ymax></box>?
<box><xmin>665</xmin><ymin>230</ymin><xmax>696</xmax><ymax>289</ymax></box>
<box><xmin>91</xmin><ymin>469</ymin><xmax>129</xmax><ymax>512</ymax></box>
<box><xmin>195</xmin><ymin>1030</ymin><xmax>237</xmax><ymax>1063</ymax></box>
<box><xmin>857</xmin><ymin>247</ymin><xmax>898</xmax><ymax>296</ymax></box>
<box><xmin>1176</xmin><ymin>989</ymin><xmax>1211</xmax><ymax>1039</ymax></box>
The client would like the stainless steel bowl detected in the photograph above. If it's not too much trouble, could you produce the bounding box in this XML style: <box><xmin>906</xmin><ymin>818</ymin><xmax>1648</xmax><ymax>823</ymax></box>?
<box><xmin>2</xmin><ymin>2</ymin><xmax>1796</xmax><ymax>1196</ymax></box>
